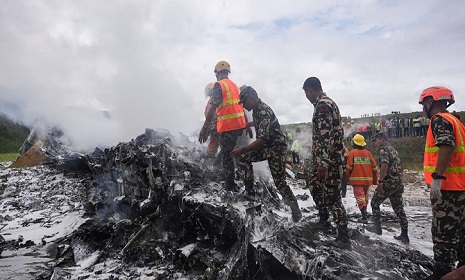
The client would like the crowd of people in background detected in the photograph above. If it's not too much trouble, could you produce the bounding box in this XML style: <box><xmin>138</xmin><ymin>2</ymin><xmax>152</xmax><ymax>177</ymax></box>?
<box><xmin>343</xmin><ymin>115</ymin><xmax>428</xmax><ymax>141</ymax></box>
<box><xmin>339</xmin><ymin>110</ymin><xmax>461</xmax><ymax>142</ymax></box>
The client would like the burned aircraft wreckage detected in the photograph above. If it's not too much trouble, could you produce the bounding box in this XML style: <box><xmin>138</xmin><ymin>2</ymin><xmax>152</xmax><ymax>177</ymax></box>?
<box><xmin>2</xmin><ymin>128</ymin><xmax>435</xmax><ymax>279</ymax></box>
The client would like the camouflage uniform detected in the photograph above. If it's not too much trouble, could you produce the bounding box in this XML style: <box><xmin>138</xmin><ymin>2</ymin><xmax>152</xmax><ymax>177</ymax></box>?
<box><xmin>370</xmin><ymin>142</ymin><xmax>408</xmax><ymax>231</ymax></box>
<box><xmin>239</xmin><ymin>99</ymin><xmax>301</xmax><ymax>221</ymax></box>
<box><xmin>429</xmin><ymin>114</ymin><xmax>465</xmax><ymax>273</ymax></box>
<box><xmin>307</xmin><ymin>93</ymin><xmax>348</xmax><ymax>228</ymax></box>
<box><xmin>239</xmin><ymin>100</ymin><xmax>288</xmax><ymax>189</ymax></box>
<box><xmin>210</xmin><ymin>82</ymin><xmax>244</xmax><ymax>189</ymax></box>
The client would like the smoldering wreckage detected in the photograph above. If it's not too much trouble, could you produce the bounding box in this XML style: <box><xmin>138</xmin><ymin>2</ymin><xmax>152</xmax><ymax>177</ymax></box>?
<box><xmin>0</xmin><ymin>128</ymin><xmax>436</xmax><ymax>279</ymax></box>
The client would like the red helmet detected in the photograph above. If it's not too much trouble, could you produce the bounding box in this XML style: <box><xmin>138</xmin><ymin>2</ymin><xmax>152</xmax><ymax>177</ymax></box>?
<box><xmin>419</xmin><ymin>86</ymin><xmax>455</xmax><ymax>107</ymax></box>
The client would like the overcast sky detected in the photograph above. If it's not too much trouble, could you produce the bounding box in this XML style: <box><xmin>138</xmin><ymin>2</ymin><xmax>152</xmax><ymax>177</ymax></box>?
<box><xmin>1</xmin><ymin>0</ymin><xmax>464</xmax><ymax>150</ymax></box>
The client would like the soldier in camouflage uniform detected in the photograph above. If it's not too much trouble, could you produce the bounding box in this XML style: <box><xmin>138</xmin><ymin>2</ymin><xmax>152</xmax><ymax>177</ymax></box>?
<box><xmin>231</xmin><ymin>85</ymin><xmax>302</xmax><ymax>222</ymax></box>
<box><xmin>419</xmin><ymin>86</ymin><xmax>465</xmax><ymax>280</ymax></box>
<box><xmin>302</xmin><ymin>77</ymin><xmax>351</xmax><ymax>249</ymax></box>
<box><xmin>370</xmin><ymin>132</ymin><xmax>409</xmax><ymax>242</ymax></box>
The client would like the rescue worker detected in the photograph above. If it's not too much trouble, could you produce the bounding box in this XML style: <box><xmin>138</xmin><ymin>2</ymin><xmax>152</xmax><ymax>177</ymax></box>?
<box><xmin>231</xmin><ymin>85</ymin><xmax>302</xmax><ymax>222</ymax></box>
<box><xmin>419</xmin><ymin>86</ymin><xmax>465</xmax><ymax>280</ymax></box>
<box><xmin>199</xmin><ymin>61</ymin><xmax>251</xmax><ymax>191</ymax></box>
<box><xmin>370</xmin><ymin>132</ymin><xmax>409</xmax><ymax>244</ymax></box>
<box><xmin>203</xmin><ymin>82</ymin><xmax>220</xmax><ymax>160</ymax></box>
<box><xmin>346</xmin><ymin>134</ymin><xmax>378</xmax><ymax>223</ymax></box>
<box><xmin>291</xmin><ymin>139</ymin><xmax>300</xmax><ymax>164</ymax></box>
<box><xmin>302</xmin><ymin>77</ymin><xmax>351</xmax><ymax>249</ymax></box>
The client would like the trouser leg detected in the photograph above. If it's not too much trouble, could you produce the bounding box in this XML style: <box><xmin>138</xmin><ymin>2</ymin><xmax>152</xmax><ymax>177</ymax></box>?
<box><xmin>219</xmin><ymin>130</ymin><xmax>241</xmax><ymax>190</ymax></box>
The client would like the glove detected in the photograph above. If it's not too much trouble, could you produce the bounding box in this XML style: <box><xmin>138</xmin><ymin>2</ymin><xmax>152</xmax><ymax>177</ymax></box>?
<box><xmin>430</xmin><ymin>179</ymin><xmax>442</xmax><ymax>199</ymax></box>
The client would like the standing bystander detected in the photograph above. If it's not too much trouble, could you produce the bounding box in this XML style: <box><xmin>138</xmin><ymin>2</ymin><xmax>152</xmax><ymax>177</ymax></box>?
<box><xmin>291</xmin><ymin>139</ymin><xmax>300</xmax><ymax>164</ymax></box>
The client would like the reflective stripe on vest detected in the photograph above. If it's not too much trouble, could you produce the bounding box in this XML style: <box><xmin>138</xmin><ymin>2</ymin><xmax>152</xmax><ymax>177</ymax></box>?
<box><xmin>216</xmin><ymin>79</ymin><xmax>246</xmax><ymax>132</ymax></box>
<box><xmin>347</xmin><ymin>149</ymin><xmax>377</xmax><ymax>186</ymax></box>
<box><xmin>423</xmin><ymin>112</ymin><xmax>465</xmax><ymax>190</ymax></box>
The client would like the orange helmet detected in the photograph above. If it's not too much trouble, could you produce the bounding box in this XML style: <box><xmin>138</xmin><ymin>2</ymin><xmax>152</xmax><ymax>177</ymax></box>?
<box><xmin>419</xmin><ymin>86</ymin><xmax>455</xmax><ymax>107</ymax></box>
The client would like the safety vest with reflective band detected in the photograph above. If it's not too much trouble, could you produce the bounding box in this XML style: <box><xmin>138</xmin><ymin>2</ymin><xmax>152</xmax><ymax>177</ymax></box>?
<box><xmin>216</xmin><ymin>79</ymin><xmax>246</xmax><ymax>132</ymax></box>
<box><xmin>424</xmin><ymin>112</ymin><xmax>465</xmax><ymax>190</ymax></box>
<box><xmin>291</xmin><ymin>140</ymin><xmax>299</xmax><ymax>152</ymax></box>
<box><xmin>346</xmin><ymin>149</ymin><xmax>378</xmax><ymax>186</ymax></box>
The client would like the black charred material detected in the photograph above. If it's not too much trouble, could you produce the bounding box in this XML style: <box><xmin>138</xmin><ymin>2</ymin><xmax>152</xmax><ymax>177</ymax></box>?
<box><xmin>48</xmin><ymin>129</ymin><xmax>434</xmax><ymax>279</ymax></box>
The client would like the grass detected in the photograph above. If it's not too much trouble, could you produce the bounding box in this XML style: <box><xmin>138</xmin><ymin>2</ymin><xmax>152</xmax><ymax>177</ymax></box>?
<box><xmin>0</xmin><ymin>153</ymin><xmax>19</xmax><ymax>162</ymax></box>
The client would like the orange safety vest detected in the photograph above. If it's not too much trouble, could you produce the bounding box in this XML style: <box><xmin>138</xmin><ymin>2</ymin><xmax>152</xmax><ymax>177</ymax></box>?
<box><xmin>346</xmin><ymin>149</ymin><xmax>378</xmax><ymax>186</ymax></box>
<box><xmin>424</xmin><ymin>112</ymin><xmax>465</xmax><ymax>190</ymax></box>
<box><xmin>216</xmin><ymin>79</ymin><xmax>246</xmax><ymax>132</ymax></box>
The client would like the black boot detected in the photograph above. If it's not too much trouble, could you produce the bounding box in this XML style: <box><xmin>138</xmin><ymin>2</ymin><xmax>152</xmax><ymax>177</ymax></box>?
<box><xmin>316</xmin><ymin>208</ymin><xmax>335</xmax><ymax>233</ymax></box>
<box><xmin>367</xmin><ymin>220</ymin><xmax>382</xmax><ymax>235</ymax></box>
<box><xmin>360</xmin><ymin>206</ymin><xmax>368</xmax><ymax>224</ymax></box>
<box><xmin>225</xmin><ymin>177</ymin><xmax>237</xmax><ymax>192</ymax></box>
<box><xmin>281</xmin><ymin>186</ymin><xmax>302</xmax><ymax>222</ymax></box>
<box><xmin>318</xmin><ymin>208</ymin><xmax>330</xmax><ymax>224</ymax></box>
<box><xmin>243</xmin><ymin>180</ymin><xmax>255</xmax><ymax>198</ymax></box>
<box><xmin>327</xmin><ymin>225</ymin><xmax>352</xmax><ymax>250</ymax></box>
<box><xmin>287</xmin><ymin>198</ymin><xmax>303</xmax><ymax>223</ymax></box>
<box><xmin>394</xmin><ymin>228</ymin><xmax>409</xmax><ymax>244</ymax></box>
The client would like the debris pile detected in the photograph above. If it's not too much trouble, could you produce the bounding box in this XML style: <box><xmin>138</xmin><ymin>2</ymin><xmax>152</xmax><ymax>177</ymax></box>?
<box><xmin>0</xmin><ymin>128</ymin><xmax>435</xmax><ymax>279</ymax></box>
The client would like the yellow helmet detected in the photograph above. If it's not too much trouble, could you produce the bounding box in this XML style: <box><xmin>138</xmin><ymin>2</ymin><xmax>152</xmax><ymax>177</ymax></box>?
<box><xmin>352</xmin><ymin>134</ymin><xmax>366</xmax><ymax>147</ymax></box>
<box><xmin>214</xmin><ymin>60</ymin><xmax>231</xmax><ymax>73</ymax></box>
<box><xmin>204</xmin><ymin>82</ymin><xmax>215</xmax><ymax>99</ymax></box>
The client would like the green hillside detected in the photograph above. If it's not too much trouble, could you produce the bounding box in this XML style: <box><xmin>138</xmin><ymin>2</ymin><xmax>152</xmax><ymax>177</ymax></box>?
<box><xmin>0</xmin><ymin>114</ymin><xmax>30</xmax><ymax>154</ymax></box>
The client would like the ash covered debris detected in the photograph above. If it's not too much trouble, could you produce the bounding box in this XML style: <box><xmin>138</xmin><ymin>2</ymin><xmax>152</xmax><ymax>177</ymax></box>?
<box><xmin>1</xmin><ymin>128</ymin><xmax>435</xmax><ymax>279</ymax></box>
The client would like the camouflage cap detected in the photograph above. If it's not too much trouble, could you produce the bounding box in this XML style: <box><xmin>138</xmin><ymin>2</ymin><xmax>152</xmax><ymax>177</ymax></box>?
<box><xmin>239</xmin><ymin>85</ymin><xmax>256</xmax><ymax>104</ymax></box>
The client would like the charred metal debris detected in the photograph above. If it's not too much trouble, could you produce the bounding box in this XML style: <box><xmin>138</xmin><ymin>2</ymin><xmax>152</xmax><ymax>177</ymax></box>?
<box><xmin>6</xmin><ymin>128</ymin><xmax>435</xmax><ymax>279</ymax></box>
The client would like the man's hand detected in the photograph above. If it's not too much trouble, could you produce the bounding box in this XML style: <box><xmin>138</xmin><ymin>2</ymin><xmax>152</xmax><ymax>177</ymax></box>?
<box><xmin>245</xmin><ymin>127</ymin><xmax>253</xmax><ymax>138</ymax></box>
<box><xmin>198</xmin><ymin>126</ymin><xmax>209</xmax><ymax>143</ymax></box>
<box><xmin>230</xmin><ymin>147</ymin><xmax>245</xmax><ymax>158</ymax></box>
<box><xmin>430</xmin><ymin>179</ymin><xmax>442</xmax><ymax>199</ymax></box>
<box><xmin>317</xmin><ymin>165</ymin><xmax>328</xmax><ymax>180</ymax></box>
<box><xmin>230</xmin><ymin>148</ymin><xmax>240</xmax><ymax>158</ymax></box>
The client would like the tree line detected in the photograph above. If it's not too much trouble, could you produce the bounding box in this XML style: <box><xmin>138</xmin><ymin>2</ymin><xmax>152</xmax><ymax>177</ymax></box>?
<box><xmin>0</xmin><ymin>114</ymin><xmax>30</xmax><ymax>154</ymax></box>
